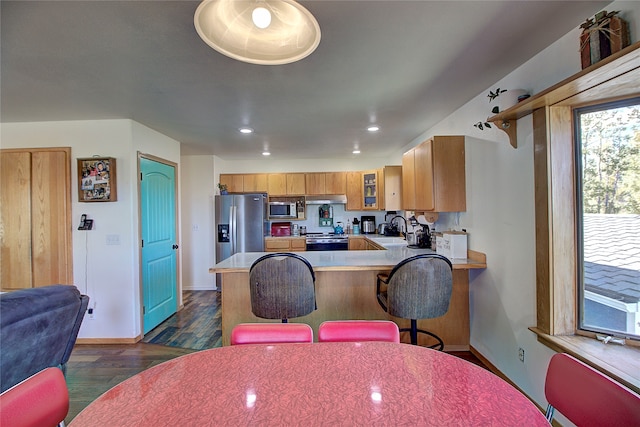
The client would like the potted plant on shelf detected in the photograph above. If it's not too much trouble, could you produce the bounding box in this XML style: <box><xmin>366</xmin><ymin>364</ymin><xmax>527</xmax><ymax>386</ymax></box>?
<box><xmin>217</xmin><ymin>183</ymin><xmax>228</xmax><ymax>195</ymax></box>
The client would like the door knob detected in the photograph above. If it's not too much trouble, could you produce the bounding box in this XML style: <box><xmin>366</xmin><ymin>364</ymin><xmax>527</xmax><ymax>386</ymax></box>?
<box><xmin>172</xmin><ymin>244</ymin><xmax>179</xmax><ymax>250</ymax></box>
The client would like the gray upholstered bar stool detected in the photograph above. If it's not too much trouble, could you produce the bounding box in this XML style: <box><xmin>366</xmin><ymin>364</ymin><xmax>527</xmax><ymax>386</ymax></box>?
<box><xmin>249</xmin><ymin>253</ymin><xmax>316</xmax><ymax>323</ymax></box>
<box><xmin>376</xmin><ymin>254</ymin><xmax>453</xmax><ymax>350</ymax></box>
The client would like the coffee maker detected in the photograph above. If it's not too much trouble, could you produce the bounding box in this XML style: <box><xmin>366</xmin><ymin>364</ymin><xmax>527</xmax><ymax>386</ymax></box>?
<box><xmin>409</xmin><ymin>216</ymin><xmax>431</xmax><ymax>248</ymax></box>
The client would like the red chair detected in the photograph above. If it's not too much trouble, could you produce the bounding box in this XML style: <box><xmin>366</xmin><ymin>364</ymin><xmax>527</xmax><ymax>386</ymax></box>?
<box><xmin>318</xmin><ymin>320</ymin><xmax>400</xmax><ymax>343</ymax></box>
<box><xmin>545</xmin><ymin>353</ymin><xmax>640</xmax><ymax>426</ymax></box>
<box><xmin>0</xmin><ymin>367</ymin><xmax>69</xmax><ymax>427</ymax></box>
<box><xmin>230</xmin><ymin>323</ymin><xmax>313</xmax><ymax>345</ymax></box>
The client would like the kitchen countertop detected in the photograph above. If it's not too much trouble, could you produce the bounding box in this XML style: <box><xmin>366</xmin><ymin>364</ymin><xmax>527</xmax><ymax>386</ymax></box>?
<box><xmin>211</xmin><ymin>237</ymin><xmax>486</xmax><ymax>273</ymax></box>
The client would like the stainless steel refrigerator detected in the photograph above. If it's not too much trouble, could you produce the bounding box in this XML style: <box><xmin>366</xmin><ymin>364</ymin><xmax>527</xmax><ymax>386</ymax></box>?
<box><xmin>215</xmin><ymin>193</ymin><xmax>268</xmax><ymax>263</ymax></box>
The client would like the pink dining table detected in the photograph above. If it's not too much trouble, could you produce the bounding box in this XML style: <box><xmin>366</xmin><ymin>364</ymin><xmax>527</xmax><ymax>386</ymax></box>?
<box><xmin>70</xmin><ymin>342</ymin><xmax>549</xmax><ymax>426</ymax></box>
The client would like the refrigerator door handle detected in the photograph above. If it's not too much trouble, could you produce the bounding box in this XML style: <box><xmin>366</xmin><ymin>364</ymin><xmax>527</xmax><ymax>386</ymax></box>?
<box><xmin>229</xmin><ymin>205</ymin><xmax>236</xmax><ymax>254</ymax></box>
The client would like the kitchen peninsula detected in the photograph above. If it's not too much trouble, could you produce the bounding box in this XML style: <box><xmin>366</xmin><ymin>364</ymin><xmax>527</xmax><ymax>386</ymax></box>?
<box><xmin>211</xmin><ymin>239</ymin><xmax>486</xmax><ymax>349</ymax></box>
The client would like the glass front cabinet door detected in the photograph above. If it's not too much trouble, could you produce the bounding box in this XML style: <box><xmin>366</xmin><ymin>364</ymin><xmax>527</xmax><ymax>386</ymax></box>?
<box><xmin>362</xmin><ymin>170</ymin><xmax>378</xmax><ymax>210</ymax></box>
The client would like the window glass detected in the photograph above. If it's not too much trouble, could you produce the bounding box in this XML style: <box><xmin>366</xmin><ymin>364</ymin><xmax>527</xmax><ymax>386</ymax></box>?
<box><xmin>576</xmin><ymin>98</ymin><xmax>640</xmax><ymax>340</ymax></box>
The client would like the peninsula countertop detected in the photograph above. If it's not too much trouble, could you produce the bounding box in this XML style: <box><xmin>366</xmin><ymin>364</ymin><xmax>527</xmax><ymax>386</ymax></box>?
<box><xmin>210</xmin><ymin>242</ymin><xmax>486</xmax><ymax>273</ymax></box>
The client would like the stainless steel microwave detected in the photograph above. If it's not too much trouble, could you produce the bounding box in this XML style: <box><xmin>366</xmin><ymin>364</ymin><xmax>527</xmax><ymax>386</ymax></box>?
<box><xmin>268</xmin><ymin>202</ymin><xmax>297</xmax><ymax>219</ymax></box>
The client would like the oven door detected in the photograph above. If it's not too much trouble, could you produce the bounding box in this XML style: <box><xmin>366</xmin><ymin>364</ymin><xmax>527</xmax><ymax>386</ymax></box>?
<box><xmin>306</xmin><ymin>241</ymin><xmax>348</xmax><ymax>251</ymax></box>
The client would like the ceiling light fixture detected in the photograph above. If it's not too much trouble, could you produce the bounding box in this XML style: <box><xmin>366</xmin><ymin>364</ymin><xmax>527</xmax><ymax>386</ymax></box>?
<box><xmin>353</xmin><ymin>150</ymin><xmax>361</xmax><ymax>154</ymax></box>
<box><xmin>194</xmin><ymin>0</ymin><xmax>321</xmax><ymax>65</ymax></box>
<box><xmin>262</xmin><ymin>151</ymin><xmax>271</xmax><ymax>156</ymax></box>
<box><xmin>239</xmin><ymin>127</ymin><xmax>254</xmax><ymax>134</ymax></box>
<box><xmin>367</xmin><ymin>125</ymin><xmax>380</xmax><ymax>132</ymax></box>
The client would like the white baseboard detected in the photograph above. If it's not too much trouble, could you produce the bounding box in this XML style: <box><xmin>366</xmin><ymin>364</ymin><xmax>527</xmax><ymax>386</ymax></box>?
<box><xmin>183</xmin><ymin>284</ymin><xmax>217</xmax><ymax>291</ymax></box>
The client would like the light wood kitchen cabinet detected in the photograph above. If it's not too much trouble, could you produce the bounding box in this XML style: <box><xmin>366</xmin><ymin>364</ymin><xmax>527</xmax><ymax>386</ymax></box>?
<box><xmin>325</xmin><ymin>172</ymin><xmax>346</xmax><ymax>194</ymax></box>
<box><xmin>286</xmin><ymin>173</ymin><xmax>306</xmax><ymax>195</ymax></box>
<box><xmin>265</xmin><ymin>237</ymin><xmax>306</xmax><ymax>252</ymax></box>
<box><xmin>348</xmin><ymin>236</ymin><xmax>367</xmax><ymax>250</ymax></box>
<box><xmin>402</xmin><ymin>136</ymin><xmax>466</xmax><ymax>212</ymax></box>
<box><xmin>219</xmin><ymin>174</ymin><xmax>243</xmax><ymax>193</ymax></box>
<box><xmin>220</xmin><ymin>174</ymin><xmax>267</xmax><ymax>193</ymax></box>
<box><xmin>348</xmin><ymin>236</ymin><xmax>385</xmax><ymax>250</ymax></box>
<box><xmin>362</xmin><ymin>169</ymin><xmax>385</xmax><ymax>210</ymax></box>
<box><xmin>305</xmin><ymin>173</ymin><xmax>325</xmax><ymax>195</ymax></box>
<box><xmin>1</xmin><ymin>148</ymin><xmax>73</xmax><ymax>291</ymax></box>
<box><xmin>383</xmin><ymin>166</ymin><xmax>402</xmax><ymax>211</ymax></box>
<box><xmin>267</xmin><ymin>174</ymin><xmax>287</xmax><ymax>195</ymax></box>
<box><xmin>242</xmin><ymin>174</ymin><xmax>268</xmax><ymax>192</ymax></box>
<box><xmin>268</xmin><ymin>173</ymin><xmax>306</xmax><ymax>195</ymax></box>
<box><xmin>346</xmin><ymin>171</ymin><xmax>363</xmax><ymax>211</ymax></box>
<box><xmin>305</xmin><ymin>172</ymin><xmax>347</xmax><ymax>195</ymax></box>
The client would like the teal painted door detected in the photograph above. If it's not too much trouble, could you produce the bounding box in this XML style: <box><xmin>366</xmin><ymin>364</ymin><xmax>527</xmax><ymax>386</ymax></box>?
<box><xmin>140</xmin><ymin>157</ymin><xmax>177</xmax><ymax>334</ymax></box>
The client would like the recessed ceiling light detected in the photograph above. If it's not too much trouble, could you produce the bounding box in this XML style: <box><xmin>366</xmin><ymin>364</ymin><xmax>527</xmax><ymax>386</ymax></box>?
<box><xmin>262</xmin><ymin>151</ymin><xmax>271</xmax><ymax>156</ymax></box>
<box><xmin>352</xmin><ymin>150</ymin><xmax>361</xmax><ymax>154</ymax></box>
<box><xmin>239</xmin><ymin>127</ymin><xmax>253</xmax><ymax>134</ymax></box>
<box><xmin>367</xmin><ymin>125</ymin><xmax>379</xmax><ymax>132</ymax></box>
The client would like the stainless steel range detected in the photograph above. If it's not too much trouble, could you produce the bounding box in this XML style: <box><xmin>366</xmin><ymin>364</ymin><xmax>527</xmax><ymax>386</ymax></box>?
<box><xmin>305</xmin><ymin>233</ymin><xmax>348</xmax><ymax>251</ymax></box>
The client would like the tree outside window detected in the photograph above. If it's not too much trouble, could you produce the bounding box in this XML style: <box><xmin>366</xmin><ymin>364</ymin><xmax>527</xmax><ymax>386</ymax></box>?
<box><xmin>577</xmin><ymin>99</ymin><xmax>640</xmax><ymax>339</ymax></box>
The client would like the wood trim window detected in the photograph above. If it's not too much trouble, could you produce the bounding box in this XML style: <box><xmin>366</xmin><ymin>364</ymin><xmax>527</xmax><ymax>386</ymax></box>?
<box><xmin>531</xmin><ymin>95</ymin><xmax>640</xmax><ymax>394</ymax></box>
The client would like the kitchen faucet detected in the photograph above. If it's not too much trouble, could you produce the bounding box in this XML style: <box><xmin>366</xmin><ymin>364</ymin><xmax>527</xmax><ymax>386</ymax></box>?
<box><xmin>389</xmin><ymin>215</ymin><xmax>407</xmax><ymax>238</ymax></box>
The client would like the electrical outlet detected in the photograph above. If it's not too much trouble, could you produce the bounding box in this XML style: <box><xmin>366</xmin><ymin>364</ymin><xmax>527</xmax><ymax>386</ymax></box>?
<box><xmin>88</xmin><ymin>307</ymin><xmax>95</xmax><ymax>320</ymax></box>
<box><xmin>518</xmin><ymin>347</ymin><xmax>525</xmax><ymax>363</ymax></box>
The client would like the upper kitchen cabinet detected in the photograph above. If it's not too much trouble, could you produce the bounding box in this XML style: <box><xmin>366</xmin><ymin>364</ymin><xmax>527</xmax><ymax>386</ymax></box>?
<box><xmin>325</xmin><ymin>172</ymin><xmax>347</xmax><ymax>194</ymax></box>
<box><xmin>243</xmin><ymin>174</ymin><xmax>268</xmax><ymax>192</ymax></box>
<box><xmin>219</xmin><ymin>174</ymin><xmax>243</xmax><ymax>193</ymax></box>
<box><xmin>268</xmin><ymin>173</ymin><xmax>306</xmax><ymax>196</ymax></box>
<box><xmin>305</xmin><ymin>172</ymin><xmax>347</xmax><ymax>195</ymax></box>
<box><xmin>219</xmin><ymin>174</ymin><xmax>267</xmax><ymax>193</ymax></box>
<box><xmin>383</xmin><ymin>166</ymin><xmax>402</xmax><ymax>211</ymax></box>
<box><xmin>402</xmin><ymin>136</ymin><xmax>466</xmax><ymax>212</ymax></box>
<box><xmin>346</xmin><ymin>171</ymin><xmax>363</xmax><ymax>210</ymax></box>
<box><xmin>362</xmin><ymin>169</ymin><xmax>382</xmax><ymax>210</ymax></box>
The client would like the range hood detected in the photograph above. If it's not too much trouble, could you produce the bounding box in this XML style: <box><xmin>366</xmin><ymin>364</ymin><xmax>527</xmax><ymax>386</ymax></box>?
<box><xmin>305</xmin><ymin>195</ymin><xmax>348</xmax><ymax>205</ymax></box>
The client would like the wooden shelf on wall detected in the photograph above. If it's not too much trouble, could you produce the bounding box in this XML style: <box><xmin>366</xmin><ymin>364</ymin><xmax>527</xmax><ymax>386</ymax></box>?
<box><xmin>488</xmin><ymin>41</ymin><xmax>640</xmax><ymax>148</ymax></box>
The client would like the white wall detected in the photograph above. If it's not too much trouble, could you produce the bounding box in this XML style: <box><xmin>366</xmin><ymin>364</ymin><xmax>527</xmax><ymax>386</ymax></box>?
<box><xmin>1</xmin><ymin>119</ymin><xmax>181</xmax><ymax>340</ymax></box>
<box><xmin>393</xmin><ymin>0</ymin><xmax>639</xmax><ymax>417</ymax></box>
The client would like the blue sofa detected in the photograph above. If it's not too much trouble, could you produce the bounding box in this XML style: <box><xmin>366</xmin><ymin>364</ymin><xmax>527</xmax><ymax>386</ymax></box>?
<box><xmin>0</xmin><ymin>285</ymin><xmax>89</xmax><ymax>392</ymax></box>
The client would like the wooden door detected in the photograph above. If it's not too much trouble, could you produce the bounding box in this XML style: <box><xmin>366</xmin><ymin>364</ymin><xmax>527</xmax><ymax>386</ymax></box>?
<box><xmin>31</xmin><ymin>151</ymin><xmax>72</xmax><ymax>287</ymax></box>
<box><xmin>0</xmin><ymin>148</ymin><xmax>72</xmax><ymax>291</ymax></box>
<box><xmin>1</xmin><ymin>152</ymin><xmax>33</xmax><ymax>289</ymax></box>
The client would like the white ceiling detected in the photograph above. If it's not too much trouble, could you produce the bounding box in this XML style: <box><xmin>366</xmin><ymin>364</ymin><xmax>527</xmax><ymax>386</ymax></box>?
<box><xmin>1</xmin><ymin>1</ymin><xmax>609</xmax><ymax>160</ymax></box>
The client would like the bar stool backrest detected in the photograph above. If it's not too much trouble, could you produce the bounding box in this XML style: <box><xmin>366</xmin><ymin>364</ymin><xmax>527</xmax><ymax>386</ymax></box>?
<box><xmin>386</xmin><ymin>254</ymin><xmax>452</xmax><ymax>320</ymax></box>
<box><xmin>249</xmin><ymin>253</ymin><xmax>316</xmax><ymax>321</ymax></box>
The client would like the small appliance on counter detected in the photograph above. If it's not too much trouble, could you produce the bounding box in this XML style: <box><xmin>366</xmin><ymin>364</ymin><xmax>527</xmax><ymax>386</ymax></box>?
<box><xmin>361</xmin><ymin>216</ymin><xmax>376</xmax><ymax>234</ymax></box>
<box><xmin>300</xmin><ymin>226</ymin><xmax>307</xmax><ymax>235</ymax></box>
<box><xmin>407</xmin><ymin>215</ymin><xmax>432</xmax><ymax>249</ymax></box>
<box><xmin>271</xmin><ymin>222</ymin><xmax>292</xmax><ymax>237</ymax></box>
<box><xmin>352</xmin><ymin>218</ymin><xmax>360</xmax><ymax>235</ymax></box>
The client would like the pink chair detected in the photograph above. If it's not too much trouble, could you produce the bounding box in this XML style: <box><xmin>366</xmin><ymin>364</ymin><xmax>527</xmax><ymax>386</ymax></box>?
<box><xmin>545</xmin><ymin>353</ymin><xmax>640</xmax><ymax>426</ymax></box>
<box><xmin>318</xmin><ymin>320</ymin><xmax>400</xmax><ymax>343</ymax></box>
<box><xmin>230</xmin><ymin>323</ymin><xmax>313</xmax><ymax>345</ymax></box>
<box><xmin>0</xmin><ymin>367</ymin><xmax>69</xmax><ymax>427</ymax></box>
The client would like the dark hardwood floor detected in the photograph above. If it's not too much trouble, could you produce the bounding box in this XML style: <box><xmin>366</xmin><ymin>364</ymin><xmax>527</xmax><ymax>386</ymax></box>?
<box><xmin>65</xmin><ymin>290</ymin><xmax>487</xmax><ymax>423</ymax></box>
<box><xmin>142</xmin><ymin>290</ymin><xmax>222</xmax><ymax>349</ymax></box>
